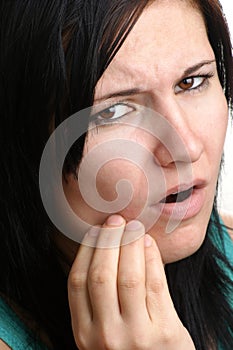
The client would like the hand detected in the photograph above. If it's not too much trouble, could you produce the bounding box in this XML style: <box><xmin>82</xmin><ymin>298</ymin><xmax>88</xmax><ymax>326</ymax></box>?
<box><xmin>68</xmin><ymin>215</ymin><xmax>195</xmax><ymax>350</ymax></box>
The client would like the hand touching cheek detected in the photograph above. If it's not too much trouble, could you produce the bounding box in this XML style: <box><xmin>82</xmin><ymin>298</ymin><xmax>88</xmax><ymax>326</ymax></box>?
<box><xmin>68</xmin><ymin>215</ymin><xmax>196</xmax><ymax>350</ymax></box>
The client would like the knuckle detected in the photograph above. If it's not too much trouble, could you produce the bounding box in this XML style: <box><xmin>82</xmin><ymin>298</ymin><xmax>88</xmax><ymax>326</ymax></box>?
<box><xmin>99</xmin><ymin>329</ymin><xmax>119</xmax><ymax>350</ymax></box>
<box><xmin>159</xmin><ymin>326</ymin><xmax>175</xmax><ymax>344</ymax></box>
<box><xmin>73</xmin><ymin>330</ymin><xmax>89</xmax><ymax>350</ymax></box>
<box><xmin>118</xmin><ymin>276</ymin><xmax>142</xmax><ymax>290</ymax></box>
<box><xmin>68</xmin><ymin>271</ymin><xmax>87</xmax><ymax>292</ymax></box>
<box><xmin>132</xmin><ymin>333</ymin><xmax>151</xmax><ymax>350</ymax></box>
<box><xmin>147</xmin><ymin>277</ymin><xmax>165</xmax><ymax>294</ymax></box>
<box><xmin>89</xmin><ymin>267</ymin><xmax>113</xmax><ymax>286</ymax></box>
<box><xmin>71</xmin><ymin>322</ymin><xmax>91</xmax><ymax>349</ymax></box>
<box><xmin>102</xmin><ymin>337</ymin><xmax>118</xmax><ymax>350</ymax></box>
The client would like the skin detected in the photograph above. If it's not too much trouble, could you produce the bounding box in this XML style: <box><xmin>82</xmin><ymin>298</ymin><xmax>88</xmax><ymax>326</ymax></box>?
<box><xmin>63</xmin><ymin>0</ymin><xmax>228</xmax><ymax>262</ymax></box>
<box><xmin>0</xmin><ymin>2</ymin><xmax>231</xmax><ymax>350</ymax></box>
<box><xmin>65</xmin><ymin>0</ymin><xmax>229</xmax><ymax>349</ymax></box>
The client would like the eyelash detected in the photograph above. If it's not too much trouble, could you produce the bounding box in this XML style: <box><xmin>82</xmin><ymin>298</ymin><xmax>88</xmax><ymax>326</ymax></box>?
<box><xmin>175</xmin><ymin>72</ymin><xmax>214</xmax><ymax>94</ymax></box>
<box><xmin>90</xmin><ymin>72</ymin><xmax>215</xmax><ymax>127</ymax></box>
<box><xmin>90</xmin><ymin>102</ymin><xmax>135</xmax><ymax>127</ymax></box>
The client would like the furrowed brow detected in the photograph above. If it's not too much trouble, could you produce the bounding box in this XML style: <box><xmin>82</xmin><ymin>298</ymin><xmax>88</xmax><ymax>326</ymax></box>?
<box><xmin>95</xmin><ymin>88</ymin><xmax>142</xmax><ymax>103</ymax></box>
<box><xmin>95</xmin><ymin>59</ymin><xmax>216</xmax><ymax>102</ymax></box>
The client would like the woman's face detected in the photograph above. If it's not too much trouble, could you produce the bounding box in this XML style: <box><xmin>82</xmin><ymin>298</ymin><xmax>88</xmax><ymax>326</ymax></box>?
<box><xmin>63</xmin><ymin>0</ymin><xmax>228</xmax><ymax>263</ymax></box>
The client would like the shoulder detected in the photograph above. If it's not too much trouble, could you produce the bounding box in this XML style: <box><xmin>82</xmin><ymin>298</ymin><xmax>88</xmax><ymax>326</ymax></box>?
<box><xmin>0</xmin><ymin>296</ymin><xmax>49</xmax><ymax>350</ymax></box>
<box><xmin>0</xmin><ymin>296</ymin><xmax>31</xmax><ymax>350</ymax></box>
<box><xmin>221</xmin><ymin>212</ymin><xmax>233</xmax><ymax>241</ymax></box>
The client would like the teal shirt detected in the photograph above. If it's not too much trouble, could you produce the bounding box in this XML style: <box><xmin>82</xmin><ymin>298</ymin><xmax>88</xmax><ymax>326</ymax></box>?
<box><xmin>214</xmin><ymin>225</ymin><xmax>233</xmax><ymax>350</ymax></box>
<box><xmin>222</xmin><ymin>227</ymin><xmax>233</xmax><ymax>284</ymax></box>
<box><xmin>0</xmin><ymin>297</ymin><xmax>49</xmax><ymax>349</ymax></box>
<box><xmin>212</xmin><ymin>223</ymin><xmax>233</xmax><ymax>286</ymax></box>
<box><xmin>0</xmin><ymin>227</ymin><xmax>232</xmax><ymax>349</ymax></box>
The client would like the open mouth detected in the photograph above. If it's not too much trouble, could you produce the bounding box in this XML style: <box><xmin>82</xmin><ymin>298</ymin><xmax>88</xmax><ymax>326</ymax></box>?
<box><xmin>160</xmin><ymin>187</ymin><xmax>193</xmax><ymax>204</ymax></box>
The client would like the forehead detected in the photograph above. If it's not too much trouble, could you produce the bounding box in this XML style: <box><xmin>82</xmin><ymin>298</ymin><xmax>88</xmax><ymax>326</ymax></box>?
<box><xmin>95</xmin><ymin>0</ymin><xmax>214</xmax><ymax>98</ymax></box>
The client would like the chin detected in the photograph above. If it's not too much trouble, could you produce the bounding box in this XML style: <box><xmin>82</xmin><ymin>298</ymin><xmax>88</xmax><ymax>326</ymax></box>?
<box><xmin>150</xmin><ymin>218</ymin><xmax>209</xmax><ymax>264</ymax></box>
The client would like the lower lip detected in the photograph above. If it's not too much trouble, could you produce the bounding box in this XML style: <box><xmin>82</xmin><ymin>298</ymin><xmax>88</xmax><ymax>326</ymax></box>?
<box><xmin>151</xmin><ymin>187</ymin><xmax>206</xmax><ymax>221</ymax></box>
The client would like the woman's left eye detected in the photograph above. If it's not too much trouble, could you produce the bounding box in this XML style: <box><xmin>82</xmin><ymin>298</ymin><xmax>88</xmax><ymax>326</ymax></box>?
<box><xmin>175</xmin><ymin>75</ymin><xmax>209</xmax><ymax>93</ymax></box>
<box><xmin>92</xmin><ymin>103</ymin><xmax>135</xmax><ymax>125</ymax></box>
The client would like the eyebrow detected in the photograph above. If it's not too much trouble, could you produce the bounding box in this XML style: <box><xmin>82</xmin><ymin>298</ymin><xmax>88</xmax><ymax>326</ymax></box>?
<box><xmin>182</xmin><ymin>59</ymin><xmax>216</xmax><ymax>77</ymax></box>
<box><xmin>95</xmin><ymin>59</ymin><xmax>216</xmax><ymax>102</ymax></box>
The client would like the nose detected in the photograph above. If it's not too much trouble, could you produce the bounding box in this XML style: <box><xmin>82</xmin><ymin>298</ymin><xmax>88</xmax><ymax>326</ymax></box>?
<box><xmin>145</xmin><ymin>96</ymin><xmax>204</xmax><ymax>167</ymax></box>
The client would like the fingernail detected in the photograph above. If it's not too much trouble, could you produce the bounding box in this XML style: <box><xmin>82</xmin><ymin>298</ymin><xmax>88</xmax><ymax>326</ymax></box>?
<box><xmin>144</xmin><ymin>234</ymin><xmax>153</xmax><ymax>247</ymax></box>
<box><xmin>125</xmin><ymin>220</ymin><xmax>143</xmax><ymax>231</ymax></box>
<box><xmin>106</xmin><ymin>215</ymin><xmax>125</xmax><ymax>227</ymax></box>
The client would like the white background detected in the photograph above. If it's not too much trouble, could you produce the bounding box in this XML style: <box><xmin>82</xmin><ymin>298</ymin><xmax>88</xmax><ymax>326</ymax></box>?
<box><xmin>217</xmin><ymin>1</ymin><xmax>233</xmax><ymax>214</ymax></box>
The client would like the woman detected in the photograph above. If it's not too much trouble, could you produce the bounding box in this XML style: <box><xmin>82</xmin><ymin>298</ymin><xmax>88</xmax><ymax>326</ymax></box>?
<box><xmin>0</xmin><ymin>0</ymin><xmax>232</xmax><ymax>349</ymax></box>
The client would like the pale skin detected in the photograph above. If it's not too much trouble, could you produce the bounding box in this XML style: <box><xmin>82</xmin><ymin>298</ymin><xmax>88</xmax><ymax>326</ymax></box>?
<box><xmin>63</xmin><ymin>0</ymin><xmax>228</xmax><ymax>263</ymax></box>
<box><xmin>0</xmin><ymin>1</ymin><xmax>232</xmax><ymax>350</ymax></box>
<box><xmin>66</xmin><ymin>1</ymin><xmax>229</xmax><ymax>350</ymax></box>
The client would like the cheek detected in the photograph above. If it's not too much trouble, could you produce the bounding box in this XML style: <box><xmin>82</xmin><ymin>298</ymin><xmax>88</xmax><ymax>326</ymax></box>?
<box><xmin>63</xmin><ymin>176</ymin><xmax>109</xmax><ymax>225</ymax></box>
<box><xmin>96</xmin><ymin>159</ymin><xmax>149</xmax><ymax>218</ymax></box>
<box><xmin>62</xmin><ymin>158</ymin><xmax>150</xmax><ymax>225</ymax></box>
<box><xmin>201</xmin><ymin>89</ymin><xmax>228</xmax><ymax>149</ymax></box>
<box><xmin>208</xmin><ymin>98</ymin><xmax>228</xmax><ymax>173</ymax></box>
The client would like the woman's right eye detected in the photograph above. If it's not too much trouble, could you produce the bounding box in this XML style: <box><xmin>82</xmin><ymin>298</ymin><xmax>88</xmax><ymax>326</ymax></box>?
<box><xmin>91</xmin><ymin>103</ymin><xmax>135</xmax><ymax>125</ymax></box>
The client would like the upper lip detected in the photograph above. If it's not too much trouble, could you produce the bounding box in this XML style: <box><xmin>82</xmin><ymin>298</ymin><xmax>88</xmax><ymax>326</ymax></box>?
<box><xmin>151</xmin><ymin>179</ymin><xmax>207</xmax><ymax>205</ymax></box>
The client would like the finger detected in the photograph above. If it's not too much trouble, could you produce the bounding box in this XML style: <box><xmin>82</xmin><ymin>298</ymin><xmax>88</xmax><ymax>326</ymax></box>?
<box><xmin>144</xmin><ymin>234</ymin><xmax>176</xmax><ymax>322</ymax></box>
<box><xmin>68</xmin><ymin>226</ymin><xmax>99</xmax><ymax>328</ymax></box>
<box><xmin>118</xmin><ymin>220</ymin><xmax>148</xmax><ymax>322</ymax></box>
<box><xmin>88</xmin><ymin>215</ymin><xmax>125</xmax><ymax>323</ymax></box>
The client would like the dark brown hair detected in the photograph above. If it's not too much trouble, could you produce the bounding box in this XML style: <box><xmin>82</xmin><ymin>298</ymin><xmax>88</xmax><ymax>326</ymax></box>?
<box><xmin>0</xmin><ymin>1</ymin><xmax>232</xmax><ymax>349</ymax></box>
